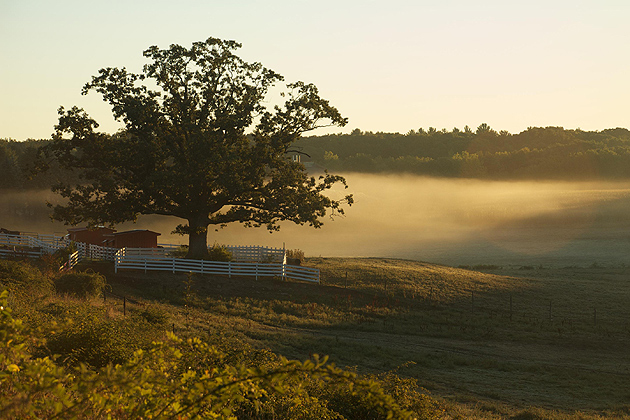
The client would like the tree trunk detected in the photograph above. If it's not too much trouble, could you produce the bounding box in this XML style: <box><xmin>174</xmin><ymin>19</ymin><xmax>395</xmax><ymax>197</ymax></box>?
<box><xmin>186</xmin><ymin>218</ymin><xmax>209</xmax><ymax>259</ymax></box>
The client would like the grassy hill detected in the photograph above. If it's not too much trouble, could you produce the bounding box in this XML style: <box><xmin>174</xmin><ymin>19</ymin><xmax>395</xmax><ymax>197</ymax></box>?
<box><xmin>3</xmin><ymin>256</ymin><xmax>630</xmax><ymax>419</ymax></box>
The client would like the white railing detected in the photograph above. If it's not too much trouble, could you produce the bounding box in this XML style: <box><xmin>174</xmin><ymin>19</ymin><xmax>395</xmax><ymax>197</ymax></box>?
<box><xmin>0</xmin><ymin>233</ymin><xmax>37</xmax><ymax>248</ymax></box>
<box><xmin>0</xmin><ymin>233</ymin><xmax>66</xmax><ymax>254</ymax></box>
<box><xmin>1</xmin><ymin>232</ymin><xmax>317</xmax><ymax>283</ymax></box>
<box><xmin>21</xmin><ymin>232</ymin><xmax>68</xmax><ymax>249</ymax></box>
<box><xmin>59</xmin><ymin>251</ymin><xmax>80</xmax><ymax>272</ymax></box>
<box><xmin>226</xmin><ymin>245</ymin><xmax>286</xmax><ymax>263</ymax></box>
<box><xmin>0</xmin><ymin>233</ymin><xmax>47</xmax><ymax>258</ymax></box>
<box><xmin>115</xmin><ymin>249</ymin><xmax>319</xmax><ymax>283</ymax></box>
<box><xmin>0</xmin><ymin>247</ymin><xmax>43</xmax><ymax>259</ymax></box>
<box><xmin>122</xmin><ymin>247</ymin><xmax>171</xmax><ymax>259</ymax></box>
<box><xmin>157</xmin><ymin>244</ymin><xmax>287</xmax><ymax>263</ymax></box>
<box><xmin>88</xmin><ymin>244</ymin><xmax>118</xmax><ymax>261</ymax></box>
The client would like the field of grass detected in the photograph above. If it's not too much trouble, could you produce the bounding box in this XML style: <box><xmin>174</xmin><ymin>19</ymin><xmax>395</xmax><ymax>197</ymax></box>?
<box><xmin>60</xmin><ymin>257</ymin><xmax>629</xmax><ymax>419</ymax></box>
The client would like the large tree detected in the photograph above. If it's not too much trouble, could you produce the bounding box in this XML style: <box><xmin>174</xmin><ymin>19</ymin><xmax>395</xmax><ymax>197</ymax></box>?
<box><xmin>38</xmin><ymin>38</ymin><xmax>352</xmax><ymax>258</ymax></box>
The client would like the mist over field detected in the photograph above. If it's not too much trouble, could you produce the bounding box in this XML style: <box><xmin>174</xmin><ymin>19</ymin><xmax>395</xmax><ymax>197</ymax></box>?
<box><xmin>2</xmin><ymin>174</ymin><xmax>630</xmax><ymax>268</ymax></box>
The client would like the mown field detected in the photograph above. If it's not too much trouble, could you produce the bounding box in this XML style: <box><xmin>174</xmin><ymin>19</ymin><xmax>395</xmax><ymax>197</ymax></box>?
<box><xmin>55</xmin><ymin>257</ymin><xmax>629</xmax><ymax>419</ymax></box>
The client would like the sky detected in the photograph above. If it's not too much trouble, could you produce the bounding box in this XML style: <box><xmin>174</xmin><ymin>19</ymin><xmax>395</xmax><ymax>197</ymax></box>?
<box><xmin>1</xmin><ymin>0</ymin><xmax>629</xmax><ymax>140</ymax></box>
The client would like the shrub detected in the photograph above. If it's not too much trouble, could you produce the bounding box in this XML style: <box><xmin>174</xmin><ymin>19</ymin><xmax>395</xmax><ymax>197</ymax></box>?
<box><xmin>40</xmin><ymin>301</ymin><xmax>164</xmax><ymax>368</ymax></box>
<box><xmin>0</xmin><ymin>260</ymin><xmax>53</xmax><ymax>299</ymax></box>
<box><xmin>205</xmin><ymin>244</ymin><xmax>232</xmax><ymax>262</ymax></box>
<box><xmin>138</xmin><ymin>305</ymin><xmax>170</xmax><ymax>327</ymax></box>
<box><xmin>167</xmin><ymin>245</ymin><xmax>188</xmax><ymax>258</ymax></box>
<box><xmin>54</xmin><ymin>270</ymin><xmax>107</xmax><ymax>298</ymax></box>
<box><xmin>286</xmin><ymin>249</ymin><xmax>305</xmax><ymax>265</ymax></box>
<box><xmin>168</xmin><ymin>244</ymin><xmax>232</xmax><ymax>261</ymax></box>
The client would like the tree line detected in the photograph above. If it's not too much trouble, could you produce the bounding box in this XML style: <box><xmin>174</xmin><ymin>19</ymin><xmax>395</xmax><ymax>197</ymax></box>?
<box><xmin>0</xmin><ymin>138</ymin><xmax>78</xmax><ymax>190</ymax></box>
<box><xmin>4</xmin><ymin>125</ymin><xmax>630</xmax><ymax>191</ymax></box>
<box><xmin>294</xmin><ymin>125</ymin><xmax>630</xmax><ymax>179</ymax></box>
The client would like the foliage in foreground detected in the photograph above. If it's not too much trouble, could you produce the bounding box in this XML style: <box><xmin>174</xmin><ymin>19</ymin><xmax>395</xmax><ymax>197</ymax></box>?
<box><xmin>0</xmin><ymin>289</ymin><xmax>439</xmax><ymax>419</ymax></box>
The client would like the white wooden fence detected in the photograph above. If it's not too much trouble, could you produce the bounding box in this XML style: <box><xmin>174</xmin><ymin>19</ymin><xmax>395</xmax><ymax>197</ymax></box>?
<box><xmin>0</xmin><ymin>233</ymin><xmax>81</xmax><ymax>271</ymax></box>
<box><xmin>159</xmin><ymin>244</ymin><xmax>287</xmax><ymax>263</ymax></box>
<box><xmin>1</xmin><ymin>232</ymin><xmax>319</xmax><ymax>283</ymax></box>
<box><xmin>227</xmin><ymin>245</ymin><xmax>286</xmax><ymax>263</ymax></box>
<box><xmin>59</xmin><ymin>251</ymin><xmax>81</xmax><ymax>272</ymax></box>
<box><xmin>114</xmin><ymin>250</ymin><xmax>319</xmax><ymax>283</ymax></box>
<box><xmin>0</xmin><ymin>233</ymin><xmax>52</xmax><ymax>258</ymax></box>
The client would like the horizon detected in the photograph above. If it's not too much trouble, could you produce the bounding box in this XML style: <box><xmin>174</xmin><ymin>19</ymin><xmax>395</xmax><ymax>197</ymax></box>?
<box><xmin>2</xmin><ymin>0</ymin><xmax>629</xmax><ymax>141</ymax></box>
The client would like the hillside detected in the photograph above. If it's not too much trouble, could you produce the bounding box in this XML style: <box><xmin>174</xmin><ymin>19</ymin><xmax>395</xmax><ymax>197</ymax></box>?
<box><xmin>2</xmin><ymin>256</ymin><xmax>630</xmax><ymax>418</ymax></box>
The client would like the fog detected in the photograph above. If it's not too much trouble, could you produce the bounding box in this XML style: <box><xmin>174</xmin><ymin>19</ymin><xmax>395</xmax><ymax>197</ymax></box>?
<box><xmin>2</xmin><ymin>174</ymin><xmax>630</xmax><ymax>268</ymax></box>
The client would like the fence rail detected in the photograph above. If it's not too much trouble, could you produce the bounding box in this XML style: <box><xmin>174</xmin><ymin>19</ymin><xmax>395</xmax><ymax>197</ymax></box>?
<box><xmin>226</xmin><ymin>245</ymin><xmax>285</xmax><ymax>263</ymax></box>
<box><xmin>115</xmin><ymin>252</ymin><xmax>319</xmax><ymax>283</ymax></box>
<box><xmin>157</xmin><ymin>244</ymin><xmax>287</xmax><ymax>263</ymax></box>
<box><xmin>1</xmin><ymin>232</ymin><xmax>318</xmax><ymax>283</ymax></box>
<box><xmin>0</xmin><ymin>247</ymin><xmax>44</xmax><ymax>259</ymax></box>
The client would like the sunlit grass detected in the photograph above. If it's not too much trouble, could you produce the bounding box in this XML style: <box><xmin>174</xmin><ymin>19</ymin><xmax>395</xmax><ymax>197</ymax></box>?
<box><xmin>4</xmin><ymin>256</ymin><xmax>622</xmax><ymax>418</ymax></box>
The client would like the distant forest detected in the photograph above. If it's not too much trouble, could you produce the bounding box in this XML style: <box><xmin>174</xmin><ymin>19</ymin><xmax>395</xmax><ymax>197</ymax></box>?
<box><xmin>0</xmin><ymin>139</ymin><xmax>76</xmax><ymax>190</ymax></box>
<box><xmin>294</xmin><ymin>125</ymin><xmax>630</xmax><ymax>180</ymax></box>
<box><xmin>3</xmin><ymin>125</ymin><xmax>630</xmax><ymax>190</ymax></box>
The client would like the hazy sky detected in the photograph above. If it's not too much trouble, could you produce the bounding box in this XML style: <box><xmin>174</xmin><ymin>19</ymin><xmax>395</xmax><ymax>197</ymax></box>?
<box><xmin>2</xmin><ymin>0</ymin><xmax>629</xmax><ymax>140</ymax></box>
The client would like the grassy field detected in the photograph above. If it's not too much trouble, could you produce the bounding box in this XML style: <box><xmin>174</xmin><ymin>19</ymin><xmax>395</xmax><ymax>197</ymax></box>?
<box><xmin>74</xmin><ymin>257</ymin><xmax>630</xmax><ymax>419</ymax></box>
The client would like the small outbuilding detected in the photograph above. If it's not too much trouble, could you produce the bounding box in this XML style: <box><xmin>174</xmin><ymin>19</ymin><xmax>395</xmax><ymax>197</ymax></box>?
<box><xmin>103</xmin><ymin>229</ymin><xmax>161</xmax><ymax>249</ymax></box>
<box><xmin>67</xmin><ymin>226</ymin><xmax>116</xmax><ymax>245</ymax></box>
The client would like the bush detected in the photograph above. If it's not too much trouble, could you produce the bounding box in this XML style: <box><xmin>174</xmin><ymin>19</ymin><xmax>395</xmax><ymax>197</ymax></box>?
<box><xmin>167</xmin><ymin>245</ymin><xmax>188</xmax><ymax>258</ymax></box>
<box><xmin>286</xmin><ymin>249</ymin><xmax>305</xmax><ymax>265</ymax></box>
<box><xmin>138</xmin><ymin>305</ymin><xmax>170</xmax><ymax>327</ymax></box>
<box><xmin>205</xmin><ymin>244</ymin><xmax>232</xmax><ymax>262</ymax></box>
<box><xmin>39</xmin><ymin>301</ymin><xmax>165</xmax><ymax>368</ymax></box>
<box><xmin>54</xmin><ymin>270</ymin><xmax>107</xmax><ymax>298</ymax></box>
<box><xmin>167</xmin><ymin>244</ymin><xmax>232</xmax><ymax>261</ymax></box>
<box><xmin>0</xmin><ymin>260</ymin><xmax>53</xmax><ymax>299</ymax></box>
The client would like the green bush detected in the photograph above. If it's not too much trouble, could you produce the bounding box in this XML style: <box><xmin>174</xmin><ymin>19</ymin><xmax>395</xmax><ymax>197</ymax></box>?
<box><xmin>167</xmin><ymin>245</ymin><xmax>188</xmax><ymax>258</ymax></box>
<box><xmin>54</xmin><ymin>270</ymin><xmax>107</xmax><ymax>298</ymax></box>
<box><xmin>205</xmin><ymin>244</ymin><xmax>232</xmax><ymax>262</ymax></box>
<box><xmin>286</xmin><ymin>249</ymin><xmax>305</xmax><ymax>265</ymax></box>
<box><xmin>0</xmin><ymin>260</ymin><xmax>53</xmax><ymax>299</ymax></box>
<box><xmin>41</xmin><ymin>302</ymin><xmax>164</xmax><ymax>368</ymax></box>
<box><xmin>138</xmin><ymin>305</ymin><xmax>170</xmax><ymax>327</ymax></box>
<box><xmin>167</xmin><ymin>244</ymin><xmax>232</xmax><ymax>261</ymax></box>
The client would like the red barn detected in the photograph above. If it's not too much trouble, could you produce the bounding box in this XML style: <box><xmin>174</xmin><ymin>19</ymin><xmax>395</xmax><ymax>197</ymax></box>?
<box><xmin>67</xmin><ymin>227</ymin><xmax>116</xmax><ymax>245</ymax></box>
<box><xmin>103</xmin><ymin>229</ymin><xmax>161</xmax><ymax>249</ymax></box>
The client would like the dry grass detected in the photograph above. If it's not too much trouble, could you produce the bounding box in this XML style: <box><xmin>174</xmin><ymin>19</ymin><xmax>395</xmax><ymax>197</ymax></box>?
<box><xmin>84</xmin><ymin>257</ymin><xmax>630</xmax><ymax>419</ymax></box>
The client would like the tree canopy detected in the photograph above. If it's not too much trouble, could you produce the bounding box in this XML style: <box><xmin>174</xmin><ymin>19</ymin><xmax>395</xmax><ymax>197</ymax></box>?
<box><xmin>38</xmin><ymin>38</ymin><xmax>352</xmax><ymax>258</ymax></box>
